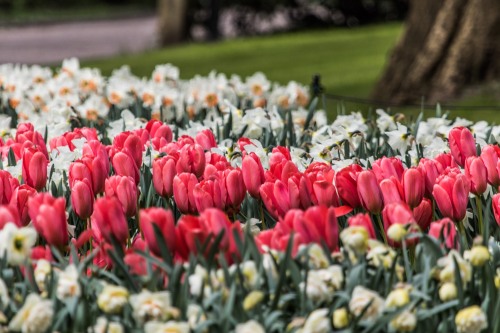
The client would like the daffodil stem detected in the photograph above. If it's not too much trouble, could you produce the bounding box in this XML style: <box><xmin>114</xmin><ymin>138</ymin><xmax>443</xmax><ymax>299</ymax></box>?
<box><xmin>376</xmin><ymin>214</ymin><xmax>388</xmax><ymax>245</ymax></box>
<box><xmin>259</xmin><ymin>200</ymin><xmax>266</xmax><ymax>230</ymax></box>
<box><xmin>476</xmin><ymin>196</ymin><xmax>483</xmax><ymax>236</ymax></box>
<box><xmin>458</xmin><ymin>219</ymin><xmax>468</xmax><ymax>250</ymax></box>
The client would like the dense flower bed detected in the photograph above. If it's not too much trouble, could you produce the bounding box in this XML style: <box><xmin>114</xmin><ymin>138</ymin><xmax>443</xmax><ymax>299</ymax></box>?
<box><xmin>0</xmin><ymin>59</ymin><xmax>498</xmax><ymax>333</ymax></box>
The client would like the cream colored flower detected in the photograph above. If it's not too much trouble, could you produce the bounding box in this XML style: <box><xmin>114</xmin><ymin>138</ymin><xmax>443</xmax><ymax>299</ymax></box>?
<box><xmin>366</xmin><ymin>239</ymin><xmax>397</xmax><ymax>269</ymax></box>
<box><xmin>455</xmin><ymin>306</ymin><xmax>487</xmax><ymax>333</ymax></box>
<box><xmin>130</xmin><ymin>290</ymin><xmax>172</xmax><ymax>324</ymax></box>
<box><xmin>243</xmin><ymin>290</ymin><xmax>265</xmax><ymax>310</ymax></box>
<box><xmin>390</xmin><ymin>310</ymin><xmax>417</xmax><ymax>332</ymax></box>
<box><xmin>301</xmin><ymin>244</ymin><xmax>329</xmax><ymax>269</ymax></box>
<box><xmin>439</xmin><ymin>282</ymin><xmax>457</xmax><ymax>301</ymax></box>
<box><xmin>0</xmin><ymin>278</ymin><xmax>8</xmax><ymax>307</ymax></box>
<box><xmin>302</xmin><ymin>308</ymin><xmax>330</xmax><ymax>333</ymax></box>
<box><xmin>97</xmin><ymin>284</ymin><xmax>129</xmax><ymax>314</ymax></box>
<box><xmin>144</xmin><ymin>321</ymin><xmax>190</xmax><ymax>333</ymax></box>
<box><xmin>235</xmin><ymin>320</ymin><xmax>265</xmax><ymax>333</ymax></box>
<box><xmin>349</xmin><ymin>286</ymin><xmax>385</xmax><ymax>322</ymax></box>
<box><xmin>465</xmin><ymin>246</ymin><xmax>490</xmax><ymax>267</ymax></box>
<box><xmin>91</xmin><ymin>316</ymin><xmax>124</xmax><ymax>333</ymax></box>
<box><xmin>188</xmin><ymin>265</ymin><xmax>209</xmax><ymax>297</ymax></box>
<box><xmin>340</xmin><ymin>226</ymin><xmax>369</xmax><ymax>255</ymax></box>
<box><xmin>437</xmin><ymin>251</ymin><xmax>472</xmax><ymax>285</ymax></box>
<box><xmin>387</xmin><ymin>224</ymin><xmax>408</xmax><ymax>243</ymax></box>
<box><xmin>0</xmin><ymin>223</ymin><xmax>37</xmax><ymax>266</ymax></box>
<box><xmin>385</xmin><ymin>288</ymin><xmax>410</xmax><ymax>309</ymax></box>
<box><xmin>332</xmin><ymin>308</ymin><xmax>349</xmax><ymax>329</ymax></box>
<box><xmin>8</xmin><ymin>293</ymin><xmax>54</xmax><ymax>333</ymax></box>
<box><xmin>239</xmin><ymin>261</ymin><xmax>259</xmax><ymax>289</ymax></box>
<box><xmin>34</xmin><ymin>260</ymin><xmax>52</xmax><ymax>293</ymax></box>
<box><xmin>56</xmin><ymin>265</ymin><xmax>80</xmax><ymax>300</ymax></box>
<box><xmin>299</xmin><ymin>266</ymin><xmax>343</xmax><ymax>304</ymax></box>
<box><xmin>186</xmin><ymin>304</ymin><xmax>206</xmax><ymax>330</ymax></box>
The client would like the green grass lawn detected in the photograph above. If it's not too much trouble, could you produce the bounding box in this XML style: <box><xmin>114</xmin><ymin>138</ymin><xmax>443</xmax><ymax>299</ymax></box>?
<box><xmin>84</xmin><ymin>24</ymin><xmax>500</xmax><ymax>123</ymax></box>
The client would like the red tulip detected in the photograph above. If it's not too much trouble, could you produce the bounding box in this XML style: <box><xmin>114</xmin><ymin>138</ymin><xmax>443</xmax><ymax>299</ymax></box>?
<box><xmin>28</xmin><ymin>193</ymin><xmax>68</xmax><ymax>248</ymax></box>
<box><xmin>223</xmin><ymin>168</ymin><xmax>246</xmax><ymax>212</ymax></box>
<box><xmin>140</xmin><ymin>208</ymin><xmax>176</xmax><ymax>257</ymax></box>
<box><xmin>372</xmin><ymin>157</ymin><xmax>404</xmax><ymax>182</ymax></box>
<box><xmin>92</xmin><ymin>197</ymin><xmax>129</xmax><ymax>245</ymax></box>
<box><xmin>71</xmin><ymin>179</ymin><xmax>94</xmax><ymax>220</ymax></box>
<box><xmin>152</xmin><ymin>155</ymin><xmax>177</xmax><ymax>198</ymax></box>
<box><xmin>379</xmin><ymin>178</ymin><xmax>403</xmax><ymax>204</ymax></box>
<box><xmin>9</xmin><ymin>184</ymin><xmax>36</xmax><ymax>226</ymax></box>
<box><xmin>465</xmin><ymin>156</ymin><xmax>488</xmax><ymax>196</ymax></box>
<box><xmin>146</xmin><ymin>119</ymin><xmax>173</xmax><ymax>143</ymax></box>
<box><xmin>113</xmin><ymin>131</ymin><xmax>144</xmax><ymax>168</ymax></box>
<box><xmin>348</xmin><ymin>213</ymin><xmax>376</xmax><ymax>239</ymax></box>
<box><xmin>402</xmin><ymin>167</ymin><xmax>425</xmax><ymax>208</ymax></box>
<box><xmin>69</xmin><ymin>159</ymin><xmax>92</xmax><ymax>186</ymax></box>
<box><xmin>448</xmin><ymin>126</ymin><xmax>476</xmax><ymax>167</ymax></box>
<box><xmin>418</xmin><ymin>158</ymin><xmax>443</xmax><ymax>198</ymax></box>
<box><xmin>335</xmin><ymin>164</ymin><xmax>363</xmax><ymax>208</ymax></box>
<box><xmin>0</xmin><ymin>205</ymin><xmax>21</xmax><ymax>229</ymax></box>
<box><xmin>0</xmin><ymin>170</ymin><xmax>19</xmax><ymax>204</ymax></box>
<box><xmin>111</xmin><ymin>150</ymin><xmax>140</xmax><ymax>184</ymax></box>
<box><xmin>382</xmin><ymin>202</ymin><xmax>418</xmax><ymax>247</ymax></box>
<box><xmin>429</xmin><ymin>218</ymin><xmax>458</xmax><ymax>249</ymax></box>
<box><xmin>193</xmin><ymin>175</ymin><xmax>227</xmax><ymax>213</ymax></box>
<box><xmin>434</xmin><ymin>153</ymin><xmax>458</xmax><ymax>170</ymax></box>
<box><xmin>242</xmin><ymin>153</ymin><xmax>265</xmax><ymax>198</ymax></box>
<box><xmin>173</xmin><ymin>173</ymin><xmax>198</xmax><ymax>214</ymax></box>
<box><xmin>176</xmin><ymin>144</ymin><xmax>206</xmax><ymax>178</ymax></box>
<box><xmin>492</xmin><ymin>194</ymin><xmax>500</xmax><ymax>227</ymax></box>
<box><xmin>480</xmin><ymin>145</ymin><xmax>500</xmax><ymax>187</ymax></box>
<box><xmin>357</xmin><ymin>170</ymin><xmax>384</xmax><ymax>214</ymax></box>
<box><xmin>105</xmin><ymin>175</ymin><xmax>137</xmax><ymax>217</ymax></box>
<box><xmin>432</xmin><ymin>168</ymin><xmax>470</xmax><ymax>222</ymax></box>
<box><xmin>195</xmin><ymin>129</ymin><xmax>217</xmax><ymax>150</ymax></box>
<box><xmin>82</xmin><ymin>140</ymin><xmax>110</xmax><ymax>194</ymax></box>
<box><xmin>16</xmin><ymin>129</ymin><xmax>48</xmax><ymax>159</ymax></box>
<box><xmin>413</xmin><ymin>198</ymin><xmax>432</xmax><ymax>231</ymax></box>
<box><xmin>22</xmin><ymin>147</ymin><xmax>48</xmax><ymax>191</ymax></box>
<box><xmin>260</xmin><ymin>180</ymin><xmax>291</xmax><ymax>219</ymax></box>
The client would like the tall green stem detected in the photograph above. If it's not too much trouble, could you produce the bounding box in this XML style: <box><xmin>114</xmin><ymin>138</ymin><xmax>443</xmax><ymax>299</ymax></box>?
<box><xmin>376</xmin><ymin>214</ymin><xmax>388</xmax><ymax>245</ymax></box>
<box><xmin>476</xmin><ymin>195</ymin><xmax>483</xmax><ymax>236</ymax></box>
<box><xmin>259</xmin><ymin>200</ymin><xmax>266</xmax><ymax>230</ymax></box>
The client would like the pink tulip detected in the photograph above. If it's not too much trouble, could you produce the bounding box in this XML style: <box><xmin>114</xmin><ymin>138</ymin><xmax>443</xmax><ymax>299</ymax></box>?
<box><xmin>348</xmin><ymin>213</ymin><xmax>376</xmax><ymax>239</ymax></box>
<box><xmin>140</xmin><ymin>208</ymin><xmax>176</xmax><ymax>257</ymax></box>
<box><xmin>402</xmin><ymin>167</ymin><xmax>425</xmax><ymax>208</ymax></box>
<box><xmin>193</xmin><ymin>175</ymin><xmax>226</xmax><ymax>213</ymax></box>
<box><xmin>22</xmin><ymin>147</ymin><xmax>48</xmax><ymax>191</ymax></box>
<box><xmin>16</xmin><ymin>129</ymin><xmax>48</xmax><ymax>159</ymax></box>
<box><xmin>357</xmin><ymin>170</ymin><xmax>384</xmax><ymax>214</ymax></box>
<box><xmin>335</xmin><ymin>164</ymin><xmax>363</xmax><ymax>209</ymax></box>
<box><xmin>9</xmin><ymin>184</ymin><xmax>36</xmax><ymax>226</ymax></box>
<box><xmin>432</xmin><ymin>168</ymin><xmax>470</xmax><ymax>222</ymax></box>
<box><xmin>145</xmin><ymin>119</ymin><xmax>173</xmax><ymax>143</ymax></box>
<box><xmin>372</xmin><ymin>157</ymin><xmax>404</xmax><ymax>182</ymax></box>
<box><xmin>242</xmin><ymin>153</ymin><xmax>265</xmax><ymax>198</ymax></box>
<box><xmin>69</xmin><ymin>160</ymin><xmax>92</xmax><ymax>186</ymax></box>
<box><xmin>413</xmin><ymin>198</ymin><xmax>432</xmax><ymax>231</ymax></box>
<box><xmin>28</xmin><ymin>193</ymin><xmax>68</xmax><ymax>249</ymax></box>
<box><xmin>465</xmin><ymin>156</ymin><xmax>488</xmax><ymax>196</ymax></box>
<box><xmin>448</xmin><ymin>126</ymin><xmax>476</xmax><ymax>167</ymax></box>
<box><xmin>111</xmin><ymin>150</ymin><xmax>140</xmax><ymax>184</ymax></box>
<box><xmin>260</xmin><ymin>180</ymin><xmax>290</xmax><ymax>219</ymax></box>
<box><xmin>418</xmin><ymin>158</ymin><xmax>442</xmax><ymax>198</ymax></box>
<box><xmin>480</xmin><ymin>145</ymin><xmax>500</xmax><ymax>187</ymax></box>
<box><xmin>0</xmin><ymin>170</ymin><xmax>19</xmax><ymax>205</ymax></box>
<box><xmin>173</xmin><ymin>173</ymin><xmax>198</xmax><ymax>214</ymax></box>
<box><xmin>0</xmin><ymin>205</ymin><xmax>21</xmax><ymax>229</ymax></box>
<box><xmin>82</xmin><ymin>140</ymin><xmax>110</xmax><ymax>194</ymax></box>
<box><xmin>429</xmin><ymin>218</ymin><xmax>458</xmax><ymax>249</ymax></box>
<box><xmin>152</xmin><ymin>155</ymin><xmax>177</xmax><ymax>198</ymax></box>
<box><xmin>92</xmin><ymin>197</ymin><xmax>129</xmax><ymax>245</ymax></box>
<box><xmin>105</xmin><ymin>175</ymin><xmax>138</xmax><ymax>217</ymax></box>
<box><xmin>492</xmin><ymin>194</ymin><xmax>500</xmax><ymax>227</ymax></box>
<box><xmin>379</xmin><ymin>178</ymin><xmax>403</xmax><ymax>204</ymax></box>
<box><xmin>223</xmin><ymin>168</ymin><xmax>246</xmax><ymax>212</ymax></box>
<box><xmin>71</xmin><ymin>179</ymin><xmax>94</xmax><ymax>220</ymax></box>
<box><xmin>195</xmin><ymin>129</ymin><xmax>217</xmax><ymax>150</ymax></box>
<box><xmin>176</xmin><ymin>144</ymin><xmax>206</xmax><ymax>178</ymax></box>
<box><xmin>113</xmin><ymin>131</ymin><xmax>144</xmax><ymax>168</ymax></box>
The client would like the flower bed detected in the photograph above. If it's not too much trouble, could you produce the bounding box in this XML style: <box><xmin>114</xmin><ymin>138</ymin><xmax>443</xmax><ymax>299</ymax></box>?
<box><xmin>0</xmin><ymin>59</ymin><xmax>497</xmax><ymax>333</ymax></box>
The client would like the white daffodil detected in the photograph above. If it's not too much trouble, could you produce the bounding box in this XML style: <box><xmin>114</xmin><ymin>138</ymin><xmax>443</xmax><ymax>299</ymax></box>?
<box><xmin>0</xmin><ymin>223</ymin><xmax>37</xmax><ymax>266</ymax></box>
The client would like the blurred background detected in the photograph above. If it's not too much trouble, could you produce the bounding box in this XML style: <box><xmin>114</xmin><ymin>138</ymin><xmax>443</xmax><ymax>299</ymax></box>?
<box><xmin>1</xmin><ymin>0</ymin><xmax>499</xmax><ymax>120</ymax></box>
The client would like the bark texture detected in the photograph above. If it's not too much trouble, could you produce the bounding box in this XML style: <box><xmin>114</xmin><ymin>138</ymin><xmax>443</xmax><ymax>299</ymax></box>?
<box><xmin>372</xmin><ymin>0</ymin><xmax>500</xmax><ymax>104</ymax></box>
<box><xmin>157</xmin><ymin>0</ymin><xmax>189</xmax><ymax>46</ymax></box>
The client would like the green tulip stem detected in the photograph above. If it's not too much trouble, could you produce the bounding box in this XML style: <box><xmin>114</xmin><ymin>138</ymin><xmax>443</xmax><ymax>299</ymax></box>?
<box><xmin>476</xmin><ymin>195</ymin><xmax>483</xmax><ymax>236</ymax></box>
<box><xmin>259</xmin><ymin>200</ymin><xmax>266</xmax><ymax>230</ymax></box>
<box><xmin>376</xmin><ymin>214</ymin><xmax>388</xmax><ymax>245</ymax></box>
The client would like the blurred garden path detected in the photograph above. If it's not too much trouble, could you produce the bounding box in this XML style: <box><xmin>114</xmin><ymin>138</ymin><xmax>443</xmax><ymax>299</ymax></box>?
<box><xmin>0</xmin><ymin>15</ymin><xmax>157</xmax><ymax>65</ymax></box>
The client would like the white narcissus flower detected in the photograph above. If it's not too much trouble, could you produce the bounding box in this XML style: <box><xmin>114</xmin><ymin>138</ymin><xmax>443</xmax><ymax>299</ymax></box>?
<box><xmin>9</xmin><ymin>293</ymin><xmax>54</xmax><ymax>333</ymax></box>
<box><xmin>144</xmin><ymin>321</ymin><xmax>190</xmax><ymax>333</ymax></box>
<box><xmin>97</xmin><ymin>284</ymin><xmax>129</xmax><ymax>314</ymax></box>
<box><xmin>349</xmin><ymin>286</ymin><xmax>385</xmax><ymax>322</ymax></box>
<box><xmin>301</xmin><ymin>243</ymin><xmax>329</xmax><ymax>269</ymax></box>
<box><xmin>240</xmin><ymin>261</ymin><xmax>259</xmax><ymax>289</ymax></box>
<box><xmin>376</xmin><ymin>109</ymin><xmax>397</xmax><ymax>132</ymax></box>
<box><xmin>188</xmin><ymin>265</ymin><xmax>209</xmax><ymax>297</ymax></box>
<box><xmin>437</xmin><ymin>250</ymin><xmax>472</xmax><ymax>285</ymax></box>
<box><xmin>186</xmin><ymin>304</ymin><xmax>206</xmax><ymax>330</ymax></box>
<box><xmin>386</xmin><ymin>123</ymin><xmax>411</xmax><ymax>155</ymax></box>
<box><xmin>130</xmin><ymin>290</ymin><xmax>172</xmax><ymax>324</ymax></box>
<box><xmin>91</xmin><ymin>316</ymin><xmax>124</xmax><ymax>333</ymax></box>
<box><xmin>302</xmin><ymin>308</ymin><xmax>330</xmax><ymax>333</ymax></box>
<box><xmin>34</xmin><ymin>259</ymin><xmax>52</xmax><ymax>293</ymax></box>
<box><xmin>300</xmin><ymin>266</ymin><xmax>343</xmax><ymax>303</ymax></box>
<box><xmin>390</xmin><ymin>310</ymin><xmax>417</xmax><ymax>332</ymax></box>
<box><xmin>56</xmin><ymin>264</ymin><xmax>81</xmax><ymax>300</ymax></box>
<box><xmin>235</xmin><ymin>320</ymin><xmax>266</xmax><ymax>333</ymax></box>
<box><xmin>455</xmin><ymin>306</ymin><xmax>487</xmax><ymax>333</ymax></box>
<box><xmin>0</xmin><ymin>223</ymin><xmax>37</xmax><ymax>266</ymax></box>
<box><xmin>366</xmin><ymin>239</ymin><xmax>397</xmax><ymax>269</ymax></box>
<box><xmin>340</xmin><ymin>226</ymin><xmax>369</xmax><ymax>256</ymax></box>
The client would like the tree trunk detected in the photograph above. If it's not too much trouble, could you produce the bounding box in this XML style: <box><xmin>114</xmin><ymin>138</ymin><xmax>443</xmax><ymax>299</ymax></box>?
<box><xmin>157</xmin><ymin>0</ymin><xmax>189</xmax><ymax>46</ymax></box>
<box><xmin>372</xmin><ymin>0</ymin><xmax>500</xmax><ymax>105</ymax></box>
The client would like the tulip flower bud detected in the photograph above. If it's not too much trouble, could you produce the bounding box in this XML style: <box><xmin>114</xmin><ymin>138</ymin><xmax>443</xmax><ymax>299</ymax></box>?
<box><xmin>139</xmin><ymin>208</ymin><xmax>176</xmax><ymax>257</ymax></box>
<box><xmin>195</xmin><ymin>129</ymin><xmax>217</xmax><ymax>151</ymax></box>
<box><xmin>335</xmin><ymin>164</ymin><xmax>363</xmax><ymax>209</ymax></box>
<box><xmin>173</xmin><ymin>173</ymin><xmax>198</xmax><ymax>214</ymax></box>
<box><xmin>112</xmin><ymin>150</ymin><xmax>140</xmax><ymax>184</ymax></box>
<box><xmin>432</xmin><ymin>168</ymin><xmax>470</xmax><ymax>222</ymax></box>
<box><xmin>92</xmin><ymin>197</ymin><xmax>129</xmax><ymax>245</ymax></box>
<box><xmin>0</xmin><ymin>170</ymin><xmax>19</xmax><ymax>205</ymax></box>
<box><xmin>448</xmin><ymin>126</ymin><xmax>477</xmax><ymax>167</ymax></box>
<box><xmin>0</xmin><ymin>205</ymin><xmax>21</xmax><ymax>229</ymax></box>
<box><xmin>71</xmin><ymin>179</ymin><xmax>94</xmax><ymax>220</ymax></box>
<box><xmin>105</xmin><ymin>175</ymin><xmax>137</xmax><ymax>217</ymax></box>
<box><xmin>428</xmin><ymin>218</ymin><xmax>458</xmax><ymax>249</ymax></box>
<box><xmin>372</xmin><ymin>157</ymin><xmax>404</xmax><ymax>182</ymax></box>
<box><xmin>224</xmin><ymin>169</ymin><xmax>246</xmax><ymax>212</ymax></box>
<box><xmin>176</xmin><ymin>144</ymin><xmax>206</xmax><ymax>178</ymax></box>
<box><xmin>357</xmin><ymin>170</ymin><xmax>384</xmax><ymax>214</ymax></box>
<box><xmin>465</xmin><ymin>156</ymin><xmax>488</xmax><ymax>196</ymax></box>
<box><xmin>22</xmin><ymin>147</ymin><xmax>48</xmax><ymax>191</ymax></box>
<box><xmin>402</xmin><ymin>167</ymin><xmax>425</xmax><ymax>208</ymax></box>
<box><xmin>193</xmin><ymin>176</ymin><xmax>226</xmax><ymax>213</ymax></box>
<box><xmin>468</xmin><ymin>245</ymin><xmax>490</xmax><ymax>267</ymax></box>
<box><xmin>152</xmin><ymin>155</ymin><xmax>177</xmax><ymax>198</ymax></box>
<box><xmin>9</xmin><ymin>184</ymin><xmax>37</xmax><ymax>226</ymax></box>
<box><xmin>439</xmin><ymin>282</ymin><xmax>457</xmax><ymax>301</ymax></box>
<box><xmin>347</xmin><ymin>213</ymin><xmax>375</xmax><ymax>239</ymax></box>
<box><xmin>28</xmin><ymin>193</ymin><xmax>68</xmax><ymax>249</ymax></box>
<box><xmin>242</xmin><ymin>153</ymin><xmax>265</xmax><ymax>199</ymax></box>
<box><xmin>333</xmin><ymin>308</ymin><xmax>349</xmax><ymax>329</ymax></box>
<box><xmin>480</xmin><ymin>145</ymin><xmax>500</xmax><ymax>187</ymax></box>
